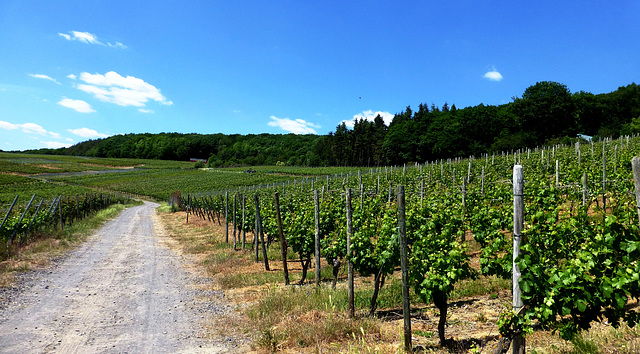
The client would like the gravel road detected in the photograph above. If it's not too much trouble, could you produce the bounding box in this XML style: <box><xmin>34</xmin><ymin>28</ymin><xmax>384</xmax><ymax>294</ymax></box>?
<box><xmin>0</xmin><ymin>202</ymin><xmax>239</xmax><ymax>353</ymax></box>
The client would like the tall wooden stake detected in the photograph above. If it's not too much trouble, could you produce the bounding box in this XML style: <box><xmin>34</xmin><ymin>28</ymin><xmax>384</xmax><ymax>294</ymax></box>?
<box><xmin>225</xmin><ymin>191</ymin><xmax>229</xmax><ymax>243</ymax></box>
<box><xmin>254</xmin><ymin>194</ymin><xmax>269</xmax><ymax>270</ymax></box>
<box><xmin>233</xmin><ymin>194</ymin><xmax>237</xmax><ymax>250</ymax></box>
<box><xmin>346</xmin><ymin>188</ymin><xmax>354</xmax><ymax>318</ymax></box>
<box><xmin>631</xmin><ymin>157</ymin><xmax>640</xmax><ymax>229</ymax></box>
<box><xmin>314</xmin><ymin>190</ymin><xmax>321</xmax><ymax>287</ymax></box>
<box><xmin>274</xmin><ymin>192</ymin><xmax>289</xmax><ymax>285</ymax></box>
<box><xmin>242</xmin><ymin>195</ymin><xmax>246</xmax><ymax>250</ymax></box>
<box><xmin>397</xmin><ymin>185</ymin><xmax>412</xmax><ymax>352</ymax></box>
<box><xmin>513</xmin><ymin>165</ymin><xmax>525</xmax><ymax>354</ymax></box>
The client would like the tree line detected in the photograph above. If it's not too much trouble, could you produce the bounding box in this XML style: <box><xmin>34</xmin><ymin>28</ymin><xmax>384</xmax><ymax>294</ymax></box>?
<box><xmin>22</xmin><ymin>81</ymin><xmax>640</xmax><ymax>167</ymax></box>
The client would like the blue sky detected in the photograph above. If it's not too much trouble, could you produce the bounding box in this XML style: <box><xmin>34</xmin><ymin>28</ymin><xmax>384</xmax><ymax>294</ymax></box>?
<box><xmin>1</xmin><ymin>1</ymin><xmax>639</xmax><ymax>151</ymax></box>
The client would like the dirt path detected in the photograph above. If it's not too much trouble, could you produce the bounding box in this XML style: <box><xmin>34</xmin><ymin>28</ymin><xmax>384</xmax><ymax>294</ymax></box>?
<box><xmin>0</xmin><ymin>202</ymin><xmax>238</xmax><ymax>353</ymax></box>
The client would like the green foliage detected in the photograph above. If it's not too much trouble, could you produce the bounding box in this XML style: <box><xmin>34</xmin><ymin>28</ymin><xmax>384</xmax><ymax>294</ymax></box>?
<box><xmin>16</xmin><ymin>82</ymin><xmax>640</xmax><ymax>168</ymax></box>
<box><xmin>408</xmin><ymin>196</ymin><xmax>477</xmax><ymax>303</ymax></box>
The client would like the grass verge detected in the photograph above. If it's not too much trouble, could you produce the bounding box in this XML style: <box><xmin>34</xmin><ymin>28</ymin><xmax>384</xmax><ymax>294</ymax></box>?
<box><xmin>156</xmin><ymin>209</ymin><xmax>640</xmax><ymax>353</ymax></box>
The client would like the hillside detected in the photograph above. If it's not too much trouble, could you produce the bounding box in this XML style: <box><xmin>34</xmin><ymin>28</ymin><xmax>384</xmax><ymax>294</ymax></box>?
<box><xmin>22</xmin><ymin>81</ymin><xmax>640</xmax><ymax>167</ymax></box>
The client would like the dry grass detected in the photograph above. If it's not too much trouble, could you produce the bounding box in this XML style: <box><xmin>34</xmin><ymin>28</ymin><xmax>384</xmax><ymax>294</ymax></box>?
<box><xmin>157</xmin><ymin>207</ymin><xmax>640</xmax><ymax>353</ymax></box>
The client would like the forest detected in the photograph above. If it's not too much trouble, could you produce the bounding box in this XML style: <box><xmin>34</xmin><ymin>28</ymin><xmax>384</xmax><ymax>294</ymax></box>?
<box><xmin>20</xmin><ymin>81</ymin><xmax>640</xmax><ymax>167</ymax></box>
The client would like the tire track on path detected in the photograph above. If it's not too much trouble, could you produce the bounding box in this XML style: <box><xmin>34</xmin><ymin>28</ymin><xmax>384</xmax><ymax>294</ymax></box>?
<box><xmin>0</xmin><ymin>201</ymin><xmax>233</xmax><ymax>353</ymax></box>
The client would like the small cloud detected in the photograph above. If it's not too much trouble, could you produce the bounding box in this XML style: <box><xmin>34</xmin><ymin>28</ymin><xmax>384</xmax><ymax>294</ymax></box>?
<box><xmin>58</xmin><ymin>98</ymin><xmax>96</xmax><ymax>113</ymax></box>
<box><xmin>232</xmin><ymin>109</ymin><xmax>242</xmax><ymax>114</ymax></box>
<box><xmin>41</xmin><ymin>141</ymin><xmax>73</xmax><ymax>149</ymax></box>
<box><xmin>138</xmin><ymin>108</ymin><xmax>154</xmax><ymax>113</ymax></box>
<box><xmin>58</xmin><ymin>31</ymin><xmax>126</xmax><ymax>48</ymax></box>
<box><xmin>108</xmin><ymin>41</ymin><xmax>127</xmax><ymax>49</ymax></box>
<box><xmin>67</xmin><ymin>74</ymin><xmax>77</xmax><ymax>80</ymax></box>
<box><xmin>268</xmin><ymin>116</ymin><xmax>319</xmax><ymax>134</ymax></box>
<box><xmin>68</xmin><ymin>127</ymin><xmax>109</xmax><ymax>138</ymax></box>
<box><xmin>0</xmin><ymin>120</ymin><xmax>19</xmax><ymax>130</ymax></box>
<box><xmin>76</xmin><ymin>71</ymin><xmax>172</xmax><ymax>108</ymax></box>
<box><xmin>0</xmin><ymin>121</ymin><xmax>52</xmax><ymax>136</ymax></box>
<box><xmin>49</xmin><ymin>131</ymin><xmax>61</xmax><ymax>139</ymax></box>
<box><xmin>342</xmin><ymin>110</ymin><xmax>394</xmax><ymax>128</ymax></box>
<box><xmin>483</xmin><ymin>68</ymin><xmax>503</xmax><ymax>82</ymax></box>
<box><xmin>29</xmin><ymin>74</ymin><xmax>60</xmax><ymax>85</ymax></box>
<box><xmin>59</xmin><ymin>31</ymin><xmax>101</xmax><ymax>44</ymax></box>
<box><xmin>20</xmin><ymin>123</ymin><xmax>48</xmax><ymax>135</ymax></box>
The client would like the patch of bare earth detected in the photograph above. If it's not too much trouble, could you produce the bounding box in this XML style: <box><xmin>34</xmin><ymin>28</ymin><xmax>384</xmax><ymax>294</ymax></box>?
<box><xmin>80</xmin><ymin>163</ymin><xmax>139</xmax><ymax>169</ymax></box>
<box><xmin>0</xmin><ymin>202</ymin><xmax>240</xmax><ymax>353</ymax></box>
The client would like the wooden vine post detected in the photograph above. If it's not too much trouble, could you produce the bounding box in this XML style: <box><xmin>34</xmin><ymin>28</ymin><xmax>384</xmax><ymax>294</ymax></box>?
<box><xmin>233</xmin><ymin>194</ymin><xmax>237</xmax><ymax>250</ymax></box>
<box><xmin>513</xmin><ymin>165</ymin><xmax>525</xmax><ymax>353</ymax></box>
<box><xmin>314</xmin><ymin>190</ymin><xmax>321</xmax><ymax>287</ymax></box>
<box><xmin>242</xmin><ymin>195</ymin><xmax>246</xmax><ymax>250</ymax></box>
<box><xmin>582</xmin><ymin>173</ymin><xmax>589</xmax><ymax>206</ymax></box>
<box><xmin>0</xmin><ymin>196</ymin><xmax>19</xmax><ymax>231</ymax></box>
<box><xmin>254</xmin><ymin>195</ymin><xmax>260</xmax><ymax>262</ymax></box>
<box><xmin>602</xmin><ymin>144</ymin><xmax>607</xmax><ymax>213</ymax></box>
<box><xmin>58</xmin><ymin>195</ymin><xmax>63</xmax><ymax>230</ymax></box>
<box><xmin>10</xmin><ymin>194</ymin><xmax>36</xmax><ymax>243</ymax></box>
<box><xmin>254</xmin><ymin>194</ymin><xmax>269</xmax><ymax>270</ymax></box>
<box><xmin>186</xmin><ymin>195</ymin><xmax>190</xmax><ymax>223</ymax></box>
<box><xmin>346</xmin><ymin>188</ymin><xmax>354</xmax><ymax>318</ymax></box>
<box><xmin>631</xmin><ymin>157</ymin><xmax>640</xmax><ymax>228</ymax></box>
<box><xmin>397</xmin><ymin>185</ymin><xmax>412</xmax><ymax>352</ymax></box>
<box><xmin>225</xmin><ymin>191</ymin><xmax>229</xmax><ymax>243</ymax></box>
<box><xmin>462</xmin><ymin>176</ymin><xmax>467</xmax><ymax>242</ymax></box>
<box><xmin>274</xmin><ymin>192</ymin><xmax>289</xmax><ymax>285</ymax></box>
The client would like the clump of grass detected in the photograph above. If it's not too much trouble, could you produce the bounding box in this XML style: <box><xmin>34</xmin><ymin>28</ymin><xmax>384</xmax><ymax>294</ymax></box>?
<box><xmin>567</xmin><ymin>335</ymin><xmax>599</xmax><ymax>354</ymax></box>
<box><xmin>450</xmin><ymin>275</ymin><xmax>510</xmax><ymax>299</ymax></box>
<box><xmin>556</xmin><ymin>323</ymin><xmax>640</xmax><ymax>354</ymax></box>
<box><xmin>218</xmin><ymin>271</ymin><xmax>283</xmax><ymax>289</ymax></box>
<box><xmin>247</xmin><ymin>285</ymin><xmax>397</xmax><ymax>351</ymax></box>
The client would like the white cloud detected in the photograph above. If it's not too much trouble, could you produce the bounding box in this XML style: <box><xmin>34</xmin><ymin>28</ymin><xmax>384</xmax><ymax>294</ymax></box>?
<box><xmin>29</xmin><ymin>74</ymin><xmax>60</xmax><ymax>85</ymax></box>
<box><xmin>68</xmin><ymin>127</ymin><xmax>109</xmax><ymax>138</ymax></box>
<box><xmin>342</xmin><ymin>110</ymin><xmax>394</xmax><ymax>128</ymax></box>
<box><xmin>138</xmin><ymin>108</ymin><xmax>154</xmax><ymax>113</ymax></box>
<box><xmin>41</xmin><ymin>141</ymin><xmax>73</xmax><ymax>149</ymax></box>
<box><xmin>108</xmin><ymin>41</ymin><xmax>127</xmax><ymax>49</ymax></box>
<box><xmin>483</xmin><ymin>69</ymin><xmax>503</xmax><ymax>82</ymax></box>
<box><xmin>58</xmin><ymin>31</ymin><xmax>126</xmax><ymax>49</ymax></box>
<box><xmin>58</xmin><ymin>98</ymin><xmax>96</xmax><ymax>113</ymax></box>
<box><xmin>19</xmin><ymin>123</ymin><xmax>48</xmax><ymax>135</ymax></box>
<box><xmin>67</xmin><ymin>74</ymin><xmax>77</xmax><ymax>80</ymax></box>
<box><xmin>49</xmin><ymin>132</ymin><xmax>61</xmax><ymax>139</ymax></box>
<box><xmin>59</xmin><ymin>31</ymin><xmax>101</xmax><ymax>44</ymax></box>
<box><xmin>76</xmin><ymin>71</ymin><xmax>172</xmax><ymax>108</ymax></box>
<box><xmin>0</xmin><ymin>120</ymin><xmax>53</xmax><ymax>136</ymax></box>
<box><xmin>0</xmin><ymin>120</ymin><xmax>19</xmax><ymax>130</ymax></box>
<box><xmin>268</xmin><ymin>116</ymin><xmax>320</xmax><ymax>134</ymax></box>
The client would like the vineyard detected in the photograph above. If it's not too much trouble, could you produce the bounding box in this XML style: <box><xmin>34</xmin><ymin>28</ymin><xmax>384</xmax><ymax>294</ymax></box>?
<box><xmin>2</xmin><ymin>139</ymin><xmax>640</xmax><ymax>351</ymax></box>
<box><xmin>0</xmin><ymin>191</ymin><xmax>132</xmax><ymax>259</ymax></box>
<box><xmin>177</xmin><ymin>136</ymin><xmax>640</xmax><ymax>351</ymax></box>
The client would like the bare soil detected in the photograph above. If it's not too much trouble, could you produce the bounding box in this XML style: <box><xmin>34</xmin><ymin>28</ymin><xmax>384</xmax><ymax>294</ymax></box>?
<box><xmin>0</xmin><ymin>202</ymin><xmax>246</xmax><ymax>353</ymax></box>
